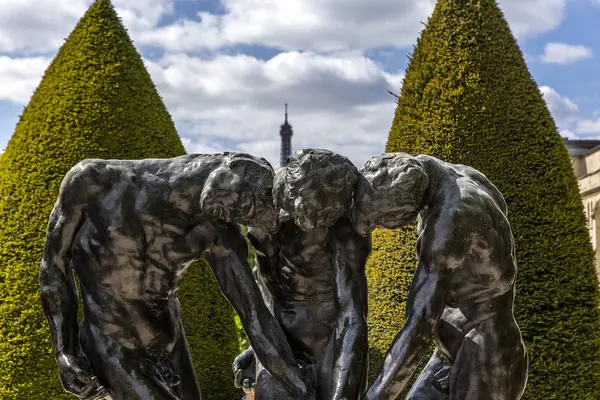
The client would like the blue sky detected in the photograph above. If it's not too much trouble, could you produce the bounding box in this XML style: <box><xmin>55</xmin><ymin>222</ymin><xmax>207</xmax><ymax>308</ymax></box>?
<box><xmin>0</xmin><ymin>0</ymin><xmax>598</xmax><ymax>167</ymax></box>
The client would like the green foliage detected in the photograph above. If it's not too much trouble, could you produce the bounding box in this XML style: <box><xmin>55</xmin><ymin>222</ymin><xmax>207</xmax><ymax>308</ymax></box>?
<box><xmin>367</xmin><ymin>227</ymin><xmax>418</xmax><ymax>383</ymax></box>
<box><xmin>367</xmin><ymin>0</ymin><xmax>600</xmax><ymax>398</ymax></box>
<box><xmin>235</xmin><ymin>226</ymin><xmax>257</xmax><ymax>352</ymax></box>
<box><xmin>179</xmin><ymin>261</ymin><xmax>241</xmax><ymax>400</ymax></box>
<box><xmin>366</xmin><ymin>227</ymin><xmax>435</xmax><ymax>396</ymax></box>
<box><xmin>0</xmin><ymin>0</ymin><xmax>238</xmax><ymax>398</ymax></box>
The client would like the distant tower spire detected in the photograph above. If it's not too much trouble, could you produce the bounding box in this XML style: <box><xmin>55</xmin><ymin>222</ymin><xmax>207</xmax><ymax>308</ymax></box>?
<box><xmin>279</xmin><ymin>103</ymin><xmax>293</xmax><ymax>167</ymax></box>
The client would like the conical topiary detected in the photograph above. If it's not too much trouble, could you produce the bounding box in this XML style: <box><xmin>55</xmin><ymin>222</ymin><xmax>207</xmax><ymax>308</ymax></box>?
<box><xmin>234</xmin><ymin>226</ymin><xmax>257</xmax><ymax>352</ymax></box>
<box><xmin>0</xmin><ymin>1</ymin><xmax>239</xmax><ymax>398</ymax></box>
<box><xmin>366</xmin><ymin>0</ymin><xmax>600</xmax><ymax>398</ymax></box>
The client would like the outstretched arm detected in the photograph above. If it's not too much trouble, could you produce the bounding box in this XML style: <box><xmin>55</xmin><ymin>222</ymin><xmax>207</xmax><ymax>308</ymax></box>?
<box><xmin>331</xmin><ymin>220</ymin><xmax>372</xmax><ymax>400</ymax></box>
<box><xmin>203</xmin><ymin>222</ymin><xmax>311</xmax><ymax>399</ymax></box>
<box><xmin>364</xmin><ymin>256</ymin><xmax>452</xmax><ymax>400</ymax></box>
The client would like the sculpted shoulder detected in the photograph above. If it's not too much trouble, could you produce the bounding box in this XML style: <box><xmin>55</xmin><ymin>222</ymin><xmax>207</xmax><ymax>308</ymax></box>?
<box><xmin>62</xmin><ymin>157</ymin><xmax>197</xmax><ymax>201</ymax></box>
<box><xmin>59</xmin><ymin>159</ymin><xmax>115</xmax><ymax>200</ymax></box>
<box><xmin>452</xmin><ymin>164</ymin><xmax>508</xmax><ymax>216</ymax></box>
<box><xmin>419</xmin><ymin>180</ymin><xmax>510</xmax><ymax>270</ymax></box>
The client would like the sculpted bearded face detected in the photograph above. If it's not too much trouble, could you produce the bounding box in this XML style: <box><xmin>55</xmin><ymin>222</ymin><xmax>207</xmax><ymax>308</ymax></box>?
<box><xmin>273</xmin><ymin>149</ymin><xmax>360</xmax><ymax>232</ymax></box>
<box><xmin>199</xmin><ymin>153</ymin><xmax>279</xmax><ymax>233</ymax></box>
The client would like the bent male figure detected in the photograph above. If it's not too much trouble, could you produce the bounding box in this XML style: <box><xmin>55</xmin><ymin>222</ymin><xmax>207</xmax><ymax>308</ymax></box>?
<box><xmin>39</xmin><ymin>153</ymin><xmax>311</xmax><ymax>400</ymax></box>
<box><xmin>234</xmin><ymin>149</ymin><xmax>371</xmax><ymax>400</ymax></box>
<box><xmin>351</xmin><ymin>153</ymin><xmax>528</xmax><ymax>400</ymax></box>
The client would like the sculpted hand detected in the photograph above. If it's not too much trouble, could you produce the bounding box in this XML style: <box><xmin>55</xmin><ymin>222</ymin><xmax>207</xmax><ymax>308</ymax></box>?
<box><xmin>233</xmin><ymin>348</ymin><xmax>316</xmax><ymax>399</ymax></box>
<box><xmin>56</xmin><ymin>352</ymin><xmax>109</xmax><ymax>399</ymax></box>
<box><xmin>233</xmin><ymin>347</ymin><xmax>257</xmax><ymax>392</ymax></box>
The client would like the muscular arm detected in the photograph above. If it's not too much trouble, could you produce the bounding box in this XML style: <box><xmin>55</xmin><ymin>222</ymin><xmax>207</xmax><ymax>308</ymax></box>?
<box><xmin>39</xmin><ymin>198</ymin><xmax>84</xmax><ymax>358</ymax></box>
<box><xmin>364</xmin><ymin>253</ymin><xmax>452</xmax><ymax>399</ymax></box>
<box><xmin>331</xmin><ymin>219</ymin><xmax>371</xmax><ymax>400</ymax></box>
<box><xmin>246</xmin><ymin>227</ymin><xmax>279</xmax><ymax>309</ymax></box>
<box><xmin>38</xmin><ymin>164</ymin><xmax>112</xmax><ymax>398</ymax></box>
<box><xmin>203</xmin><ymin>222</ymin><xmax>310</xmax><ymax>399</ymax></box>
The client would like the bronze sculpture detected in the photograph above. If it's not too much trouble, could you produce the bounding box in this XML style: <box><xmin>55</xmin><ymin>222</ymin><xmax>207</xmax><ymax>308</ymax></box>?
<box><xmin>351</xmin><ymin>153</ymin><xmax>528</xmax><ymax>400</ymax></box>
<box><xmin>233</xmin><ymin>149</ymin><xmax>371</xmax><ymax>400</ymax></box>
<box><xmin>40</xmin><ymin>148</ymin><xmax>528</xmax><ymax>400</ymax></box>
<box><xmin>39</xmin><ymin>153</ymin><xmax>312</xmax><ymax>400</ymax></box>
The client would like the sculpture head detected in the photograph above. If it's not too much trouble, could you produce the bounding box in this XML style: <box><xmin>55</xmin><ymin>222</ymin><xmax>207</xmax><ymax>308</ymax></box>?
<box><xmin>274</xmin><ymin>149</ymin><xmax>360</xmax><ymax>232</ymax></box>
<box><xmin>200</xmin><ymin>153</ymin><xmax>278</xmax><ymax>233</ymax></box>
<box><xmin>351</xmin><ymin>153</ymin><xmax>429</xmax><ymax>236</ymax></box>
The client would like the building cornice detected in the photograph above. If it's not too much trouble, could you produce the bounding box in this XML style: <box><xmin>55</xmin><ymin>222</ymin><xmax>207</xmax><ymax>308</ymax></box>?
<box><xmin>580</xmin><ymin>185</ymin><xmax>600</xmax><ymax>198</ymax></box>
<box><xmin>579</xmin><ymin>173</ymin><xmax>600</xmax><ymax>197</ymax></box>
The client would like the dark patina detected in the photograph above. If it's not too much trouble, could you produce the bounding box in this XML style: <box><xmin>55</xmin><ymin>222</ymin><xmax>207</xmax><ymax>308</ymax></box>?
<box><xmin>234</xmin><ymin>149</ymin><xmax>371</xmax><ymax>400</ymax></box>
<box><xmin>40</xmin><ymin>153</ymin><xmax>311</xmax><ymax>400</ymax></box>
<box><xmin>351</xmin><ymin>153</ymin><xmax>528</xmax><ymax>400</ymax></box>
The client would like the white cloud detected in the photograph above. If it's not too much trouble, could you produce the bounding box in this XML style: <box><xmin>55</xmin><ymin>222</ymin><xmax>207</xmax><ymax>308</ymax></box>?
<box><xmin>560</xmin><ymin>130</ymin><xmax>578</xmax><ymax>139</ymax></box>
<box><xmin>540</xmin><ymin>86</ymin><xmax>600</xmax><ymax>139</ymax></box>
<box><xmin>0</xmin><ymin>0</ymin><xmax>567</xmax><ymax>54</ymax></box>
<box><xmin>134</xmin><ymin>0</ymin><xmax>565</xmax><ymax>52</ymax></box>
<box><xmin>137</xmin><ymin>0</ymin><xmax>435</xmax><ymax>52</ymax></box>
<box><xmin>540</xmin><ymin>86</ymin><xmax>580</xmax><ymax>135</ymax></box>
<box><xmin>180</xmin><ymin>137</ymin><xmax>226</xmax><ymax>155</ymax></box>
<box><xmin>0</xmin><ymin>0</ymin><xmax>171</xmax><ymax>53</ymax></box>
<box><xmin>145</xmin><ymin>51</ymin><xmax>402</xmax><ymax>166</ymax></box>
<box><xmin>576</xmin><ymin>119</ymin><xmax>600</xmax><ymax>135</ymax></box>
<box><xmin>498</xmin><ymin>0</ymin><xmax>565</xmax><ymax>38</ymax></box>
<box><xmin>0</xmin><ymin>0</ymin><xmax>87</xmax><ymax>53</ymax></box>
<box><xmin>0</xmin><ymin>0</ymin><xmax>575</xmax><ymax>165</ymax></box>
<box><xmin>0</xmin><ymin>56</ymin><xmax>51</xmax><ymax>104</ymax></box>
<box><xmin>0</xmin><ymin>51</ymin><xmax>399</xmax><ymax>167</ymax></box>
<box><xmin>112</xmin><ymin>0</ymin><xmax>174</xmax><ymax>35</ymax></box>
<box><xmin>541</xmin><ymin>43</ymin><xmax>593</xmax><ymax>65</ymax></box>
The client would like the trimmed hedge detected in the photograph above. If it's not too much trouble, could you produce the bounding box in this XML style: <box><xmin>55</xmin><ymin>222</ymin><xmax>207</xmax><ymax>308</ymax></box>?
<box><xmin>179</xmin><ymin>266</ymin><xmax>241</xmax><ymax>400</ymax></box>
<box><xmin>0</xmin><ymin>1</ymin><xmax>238</xmax><ymax>398</ymax></box>
<box><xmin>366</xmin><ymin>0</ymin><xmax>600</xmax><ymax>398</ymax></box>
<box><xmin>235</xmin><ymin>226</ymin><xmax>257</xmax><ymax>352</ymax></box>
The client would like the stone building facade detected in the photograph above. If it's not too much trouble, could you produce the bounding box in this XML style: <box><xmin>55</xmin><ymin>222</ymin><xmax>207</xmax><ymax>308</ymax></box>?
<box><xmin>564</xmin><ymin>138</ymin><xmax>600</xmax><ymax>278</ymax></box>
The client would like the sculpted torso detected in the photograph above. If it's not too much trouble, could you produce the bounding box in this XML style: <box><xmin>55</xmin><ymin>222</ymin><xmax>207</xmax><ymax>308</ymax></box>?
<box><xmin>41</xmin><ymin>153</ymin><xmax>313</xmax><ymax>400</ymax></box>
<box><xmin>248</xmin><ymin>216</ymin><xmax>369</xmax><ymax>400</ymax></box>
<box><xmin>70</xmin><ymin>158</ymin><xmax>215</xmax><ymax>353</ymax></box>
<box><xmin>416</xmin><ymin>164</ymin><xmax>519</xmax><ymax>361</ymax></box>
<box><xmin>234</xmin><ymin>149</ymin><xmax>370</xmax><ymax>400</ymax></box>
<box><xmin>43</xmin><ymin>151</ymin><xmax>339</xmax><ymax>400</ymax></box>
<box><xmin>360</xmin><ymin>154</ymin><xmax>527</xmax><ymax>400</ymax></box>
<box><xmin>251</xmin><ymin>221</ymin><xmax>339</xmax><ymax>363</ymax></box>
